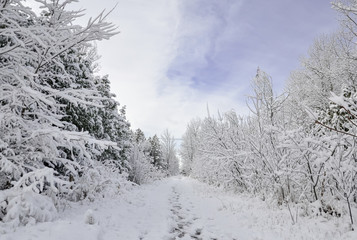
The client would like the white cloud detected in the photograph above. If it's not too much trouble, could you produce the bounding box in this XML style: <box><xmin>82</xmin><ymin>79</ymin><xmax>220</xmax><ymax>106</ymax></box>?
<box><xmin>23</xmin><ymin>0</ymin><xmax>338</xmax><ymax>140</ymax></box>
<box><xmin>87</xmin><ymin>0</ymin><xmax>247</xmax><ymax>138</ymax></box>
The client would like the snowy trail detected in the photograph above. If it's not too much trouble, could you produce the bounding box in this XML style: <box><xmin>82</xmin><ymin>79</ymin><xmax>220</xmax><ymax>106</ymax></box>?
<box><xmin>164</xmin><ymin>177</ymin><xmax>281</xmax><ymax>240</ymax></box>
<box><xmin>2</xmin><ymin>176</ymin><xmax>357</xmax><ymax>240</ymax></box>
<box><xmin>166</xmin><ymin>178</ymin><xmax>253</xmax><ymax>240</ymax></box>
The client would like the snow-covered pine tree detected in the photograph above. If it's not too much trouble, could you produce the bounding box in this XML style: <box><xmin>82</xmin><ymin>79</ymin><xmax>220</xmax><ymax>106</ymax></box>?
<box><xmin>0</xmin><ymin>0</ymin><xmax>121</xmax><ymax>226</ymax></box>
<box><xmin>128</xmin><ymin>129</ymin><xmax>165</xmax><ymax>184</ymax></box>
<box><xmin>61</xmin><ymin>52</ymin><xmax>132</xmax><ymax>173</ymax></box>
<box><xmin>134</xmin><ymin>128</ymin><xmax>146</xmax><ymax>144</ymax></box>
<box><xmin>95</xmin><ymin>86</ymin><xmax>132</xmax><ymax>173</ymax></box>
<box><xmin>148</xmin><ymin>135</ymin><xmax>165</xmax><ymax>169</ymax></box>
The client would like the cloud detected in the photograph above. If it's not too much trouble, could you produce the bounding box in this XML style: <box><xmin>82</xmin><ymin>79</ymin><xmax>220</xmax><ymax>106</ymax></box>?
<box><xmin>91</xmin><ymin>0</ymin><xmax>249</xmax><ymax>138</ymax></box>
<box><xmin>167</xmin><ymin>0</ymin><xmax>242</xmax><ymax>91</ymax></box>
<box><xmin>24</xmin><ymin>0</ymin><xmax>340</xmax><ymax>140</ymax></box>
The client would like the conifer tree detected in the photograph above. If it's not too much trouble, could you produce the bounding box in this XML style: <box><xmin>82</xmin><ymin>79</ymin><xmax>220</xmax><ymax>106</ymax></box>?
<box><xmin>149</xmin><ymin>135</ymin><xmax>164</xmax><ymax>169</ymax></box>
<box><xmin>0</xmin><ymin>0</ymin><xmax>122</xmax><ymax>226</ymax></box>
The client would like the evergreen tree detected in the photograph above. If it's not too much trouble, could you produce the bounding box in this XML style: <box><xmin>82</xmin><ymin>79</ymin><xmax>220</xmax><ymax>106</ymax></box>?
<box><xmin>0</xmin><ymin>0</ymin><xmax>121</xmax><ymax>226</ymax></box>
<box><xmin>128</xmin><ymin>130</ymin><xmax>166</xmax><ymax>184</ymax></box>
<box><xmin>148</xmin><ymin>135</ymin><xmax>164</xmax><ymax>169</ymax></box>
<box><xmin>134</xmin><ymin>128</ymin><xmax>146</xmax><ymax>144</ymax></box>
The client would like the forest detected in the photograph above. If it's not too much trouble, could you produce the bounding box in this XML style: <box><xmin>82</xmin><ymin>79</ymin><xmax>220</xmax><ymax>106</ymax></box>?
<box><xmin>1</xmin><ymin>0</ymin><xmax>357</xmax><ymax>238</ymax></box>
<box><xmin>0</xmin><ymin>0</ymin><xmax>178</xmax><ymax>228</ymax></box>
<box><xmin>180</xmin><ymin>0</ymin><xmax>357</xmax><ymax>230</ymax></box>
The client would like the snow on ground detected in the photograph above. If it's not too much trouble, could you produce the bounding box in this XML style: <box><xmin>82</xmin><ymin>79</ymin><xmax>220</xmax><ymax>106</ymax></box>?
<box><xmin>1</xmin><ymin>176</ymin><xmax>357</xmax><ymax>240</ymax></box>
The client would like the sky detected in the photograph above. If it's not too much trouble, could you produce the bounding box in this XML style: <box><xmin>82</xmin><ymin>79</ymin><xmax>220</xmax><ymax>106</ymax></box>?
<box><xmin>28</xmin><ymin>0</ymin><xmax>340</xmax><ymax>139</ymax></box>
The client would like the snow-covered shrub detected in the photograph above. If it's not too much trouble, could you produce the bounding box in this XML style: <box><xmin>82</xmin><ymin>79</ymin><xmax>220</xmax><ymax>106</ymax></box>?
<box><xmin>70</xmin><ymin>162</ymin><xmax>130</xmax><ymax>202</ymax></box>
<box><xmin>71</xmin><ymin>168</ymin><xmax>102</xmax><ymax>202</ymax></box>
<box><xmin>0</xmin><ymin>167</ymin><xmax>67</xmax><ymax>226</ymax></box>
<box><xmin>1</xmin><ymin>190</ymin><xmax>57</xmax><ymax>227</ymax></box>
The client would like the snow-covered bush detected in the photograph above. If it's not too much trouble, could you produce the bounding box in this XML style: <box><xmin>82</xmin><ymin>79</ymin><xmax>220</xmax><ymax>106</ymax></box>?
<box><xmin>0</xmin><ymin>190</ymin><xmax>57</xmax><ymax>227</ymax></box>
<box><xmin>70</xmin><ymin>162</ymin><xmax>130</xmax><ymax>202</ymax></box>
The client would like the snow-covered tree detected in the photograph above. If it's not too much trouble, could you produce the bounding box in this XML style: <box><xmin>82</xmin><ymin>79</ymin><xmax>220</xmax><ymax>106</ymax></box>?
<box><xmin>127</xmin><ymin>129</ymin><xmax>167</xmax><ymax>184</ymax></box>
<box><xmin>180</xmin><ymin>0</ymin><xmax>357</xmax><ymax>229</ymax></box>
<box><xmin>0</xmin><ymin>0</ymin><xmax>127</xmax><ymax>226</ymax></box>
<box><xmin>148</xmin><ymin>135</ymin><xmax>165</xmax><ymax>169</ymax></box>
<box><xmin>161</xmin><ymin>129</ymin><xmax>179</xmax><ymax>176</ymax></box>
<box><xmin>180</xmin><ymin>119</ymin><xmax>201</xmax><ymax>175</ymax></box>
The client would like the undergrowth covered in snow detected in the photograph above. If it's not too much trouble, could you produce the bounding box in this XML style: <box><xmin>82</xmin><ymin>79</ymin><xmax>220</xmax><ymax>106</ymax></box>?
<box><xmin>2</xmin><ymin>177</ymin><xmax>357</xmax><ymax>240</ymax></box>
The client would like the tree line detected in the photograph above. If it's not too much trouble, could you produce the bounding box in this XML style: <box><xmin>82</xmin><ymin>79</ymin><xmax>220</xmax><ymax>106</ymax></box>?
<box><xmin>180</xmin><ymin>0</ymin><xmax>357</xmax><ymax>229</ymax></box>
<box><xmin>0</xmin><ymin>0</ymin><xmax>178</xmax><ymax>227</ymax></box>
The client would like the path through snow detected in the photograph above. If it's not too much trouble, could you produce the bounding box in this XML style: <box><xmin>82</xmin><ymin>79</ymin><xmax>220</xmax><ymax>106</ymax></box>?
<box><xmin>2</xmin><ymin>176</ymin><xmax>357</xmax><ymax>240</ymax></box>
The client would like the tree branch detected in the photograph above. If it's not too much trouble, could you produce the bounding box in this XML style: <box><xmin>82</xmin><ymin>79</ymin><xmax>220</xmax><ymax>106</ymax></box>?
<box><xmin>315</xmin><ymin>120</ymin><xmax>357</xmax><ymax>138</ymax></box>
